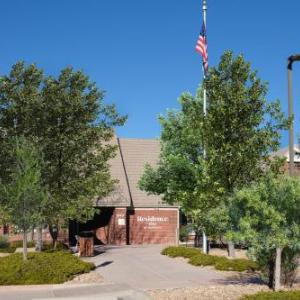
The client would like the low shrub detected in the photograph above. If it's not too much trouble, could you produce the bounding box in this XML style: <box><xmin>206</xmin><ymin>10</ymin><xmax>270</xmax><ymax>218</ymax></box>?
<box><xmin>0</xmin><ymin>247</ymin><xmax>16</xmax><ymax>253</ymax></box>
<box><xmin>42</xmin><ymin>241</ymin><xmax>68</xmax><ymax>252</ymax></box>
<box><xmin>0</xmin><ymin>251</ymin><xmax>95</xmax><ymax>285</ymax></box>
<box><xmin>10</xmin><ymin>240</ymin><xmax>35</xmax><ymax>248</ymax></box>
<box><xmin>0</xmin><ymin>236</ymin><xmax>16</xmax><ymax>253</ymax></box>
<box><xmin>240</xmin><ymin>290</ymin><xmax>300</xmax><ymax>299</ymax></box>
<box><xmin>162</xmin><ymin>246</ymin><xmax>258</xmax><ymax>272</ymax></box>
<box><xmin>188</xmin><ymin>254</ymin><xmax>221</xmax><ymax>266</ymax></box>
<box><xmin>161</xmin><ymin>246</ymin><xmax>201</xmax><ymax>258</ymax></box>
<box><xmin>0</xmin><ymin>236</ymin><xmax>9</xmax><ymax>249</ymax></box>
<box><xmin>215</xmin><ymin>258</ymin><xmax>259</xmax><ymax>272</ymax></box>
<box><xmin>179</xmin><ymin>224</ymin><xmax>194</xmax><ymax>242</ymax></box>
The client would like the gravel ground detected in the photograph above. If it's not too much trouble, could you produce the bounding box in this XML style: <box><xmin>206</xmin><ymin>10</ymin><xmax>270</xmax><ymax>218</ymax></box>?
<box><xmin>147</xmin><ymin>283</ymin><xmax>300</xmax><ymax>300</ymax></box>
<box><xmin>64</xmin><ymin>272</ymin><xmax>104</xmax><ymax>284</ymax></box>
<box><xmin>147</xmin><ymin>284</ymin><xmax>270</xmax><ymax>300</ymax></box>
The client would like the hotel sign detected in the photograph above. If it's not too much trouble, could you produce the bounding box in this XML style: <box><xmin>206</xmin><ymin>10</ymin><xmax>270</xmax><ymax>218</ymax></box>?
<box><xmin>137</xmin><ymin>216</ymin><xmax>169</xmax><ymax>229</ymax></box>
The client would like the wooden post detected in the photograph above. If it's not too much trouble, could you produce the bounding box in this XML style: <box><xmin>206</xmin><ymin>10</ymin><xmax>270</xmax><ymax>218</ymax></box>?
<box><xmin>79</xmin><ymin>237</ymin><xmax>94</xmax><ymax>257</ymax></box>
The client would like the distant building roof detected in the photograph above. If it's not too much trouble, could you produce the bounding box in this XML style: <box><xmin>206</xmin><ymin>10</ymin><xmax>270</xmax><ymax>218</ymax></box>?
<box><xmin>272</xmin><ymin>146</ymin><xmax>300</xmax><ymax>162</ymax></box>
<box><xmin>95</xmin><ymin>136</ymin><xmax>175</xmax><ymax>208</ymax></box>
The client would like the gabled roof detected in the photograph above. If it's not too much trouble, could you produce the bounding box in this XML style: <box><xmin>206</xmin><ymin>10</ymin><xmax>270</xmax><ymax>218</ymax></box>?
<box><xmin>96</xmin><ymin>136</ymin><xmax>175</xmax><ymax>208</ymax></box>
<box><xmin>95</xmin><ymin>136</ymin><xmax>131</xmax><ymax>207</ymax></box>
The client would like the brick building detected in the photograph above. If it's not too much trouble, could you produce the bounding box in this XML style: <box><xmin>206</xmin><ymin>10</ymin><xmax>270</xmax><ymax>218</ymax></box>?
<box><xmin>69</xmin><ymin>137</ymin><xmax>179</xmax><ymax>246</ymax></box>
<box><xmin>272</xmin><ymin>146</ymin><xmax>300</xmax><ymax>175</ymax></box>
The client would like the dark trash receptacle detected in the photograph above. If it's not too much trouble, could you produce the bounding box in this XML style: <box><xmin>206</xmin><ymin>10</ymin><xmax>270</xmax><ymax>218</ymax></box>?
<box><xmin>79</xmin><ymin>231</ymin><xmax>94</xmax><ymax>257</ymax></box>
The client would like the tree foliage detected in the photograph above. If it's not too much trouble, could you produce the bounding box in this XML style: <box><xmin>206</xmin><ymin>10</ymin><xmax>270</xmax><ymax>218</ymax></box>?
<box><xmin>139</xmin><ymin>51</ymin><xmax>287</xmax><ymax>237</ymax></box>
<box><xmin>204</xmin><ymin>51</ymin><xmax>287</xmax><ymax>194</ymax></box>
<box><xmin>0</xmin><ymin>61</ymin><xmax>126</xmax><ymax>240</ymax></box>
<box><xmin>228</xmin><ymin>174</ymin><xmax>300</xmax><ymax>289</ymax></box>
<box><xmin>0</xmin><ymin>137</ymin><xmax>46</xmax><ymax>259</ymax></box>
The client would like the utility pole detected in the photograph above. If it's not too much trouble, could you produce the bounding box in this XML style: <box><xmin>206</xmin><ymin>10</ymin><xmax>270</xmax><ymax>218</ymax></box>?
<box><xmin>287</xmin><ymin>55</ymin><xmax>300</xmax><ymax>176</ymax></box>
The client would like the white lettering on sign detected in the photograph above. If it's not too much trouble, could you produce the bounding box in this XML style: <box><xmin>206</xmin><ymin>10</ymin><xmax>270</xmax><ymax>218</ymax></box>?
<box><xmin>118</xmin><ymin>218</ymin><xmax>125</xmax><ymax>226</ymax></box>
<box><xmin>116</xmin><ymin>214</ymin><xmax>125</xmax><ymax>218</ymax></box>
<box><xmin>137</xmin><ymin>216</ymin><xmax>169</xmax><ymax>223</ymax></box>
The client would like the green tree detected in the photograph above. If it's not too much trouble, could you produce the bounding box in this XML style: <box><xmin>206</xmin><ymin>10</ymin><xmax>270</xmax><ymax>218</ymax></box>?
<box><xmin>228</xmin><ymin>175</ymin><xmax>300</xmax><ymax>291</ymax></box>
<box><xmin>0</xmin><ymin>62</ymin><xmax>43</xmax><ymax>184</ymax></box>
<box><xmin>204</xmin><ymin>51</ymin><xmax>286</xmax><ymax>195</ymax></box>
<box><xmin>0</xmin><ymin>137</ymin><xmax>47</xmax><ymax>260</ymax></box>
<box><xmin>0</xmin><ymin>62</ymin><xmax>126</xmax><ymax>247</ymax></box>
<box><xmin>139</xmin><ymin>51</ymin><xmax>287</xmax><ymax>253</ymax></box>
<box><xmin>39</xmin><ymin>67</ymin><xmax>126</xmax><ymax>246</ymax></box>
<box><xmin>139</xmin><ymin>92</ymin><xmax>223</xmax><ymax>246</ymax></box>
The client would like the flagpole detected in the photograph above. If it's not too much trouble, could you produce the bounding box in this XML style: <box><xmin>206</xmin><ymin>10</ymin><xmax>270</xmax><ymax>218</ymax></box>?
<box><xmin>202</xmin><ymin>0</ymin><xmax>208</xmax><ymax>254</ymax></box>
<box><xmin>203</xmin><ymin>0</ymin><xmax>207</xmax><ymax>116</ymax></box>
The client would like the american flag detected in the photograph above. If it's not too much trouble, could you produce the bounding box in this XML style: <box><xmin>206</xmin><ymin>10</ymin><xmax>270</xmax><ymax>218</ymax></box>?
<box><xmin>196</xmin><ymin>22</ymin><xmax>208</xmax><ymax>75</ymax></box>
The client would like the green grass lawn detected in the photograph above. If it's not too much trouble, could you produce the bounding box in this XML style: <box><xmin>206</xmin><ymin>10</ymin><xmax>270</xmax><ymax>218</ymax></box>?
<box><xmin>0</xmin><ymin>251</ymin><xmax>95</xmax><ymax>285</ymax></box>
<box><xmin>161</xmin><ymin>246</ymin><xmax>258</xmax><ymax>272</ymax></box>
<box><xmin>240</xmin><ymin>290</ymin><xmax>300</xmax><ymax>299</ymax></box>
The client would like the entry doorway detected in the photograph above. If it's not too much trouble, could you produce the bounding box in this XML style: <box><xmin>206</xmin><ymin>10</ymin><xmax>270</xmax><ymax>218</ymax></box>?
<box><xmin>69</xmin><ymin>207</ymin><xmax>114</xmax><ymax>246</ymax></box>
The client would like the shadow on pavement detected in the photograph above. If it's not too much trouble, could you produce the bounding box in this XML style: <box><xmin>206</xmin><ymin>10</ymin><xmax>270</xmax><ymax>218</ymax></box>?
<box><xmin>95</xmin><ymin>260</ymin><xmax>114</xmax><ymax>268</ymax></box>
<box><xmin>211</xmin><ymin>272</ymin><xmax>265</xmax><ymax>285</ymax></box>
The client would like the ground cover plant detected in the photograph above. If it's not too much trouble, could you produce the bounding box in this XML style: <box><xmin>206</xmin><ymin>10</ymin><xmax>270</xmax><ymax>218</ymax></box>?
<box><xmin>162</xmin><ymin>246</ymin><xmax>258</xmax><ymax>272</ymax></box>
<box><xmin>0</xmin><ymin>251</ymin><xmax>95</xmax><ymax>285</ymax></box>
<box><xmin>240</xmin><ymin>290</ymin><xmax>300</xmax><ymax>299</ymax></box>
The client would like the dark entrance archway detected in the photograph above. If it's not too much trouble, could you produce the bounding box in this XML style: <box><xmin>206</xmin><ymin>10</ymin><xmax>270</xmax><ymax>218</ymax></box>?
<box><xmin>69</xmin><ymin>207</ymin><xmax>114</xmax><ymax>246</ymax></box>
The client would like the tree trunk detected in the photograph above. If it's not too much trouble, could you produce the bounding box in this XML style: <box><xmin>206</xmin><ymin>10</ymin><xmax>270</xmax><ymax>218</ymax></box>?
<box><xmin>227</xmin><ymin>241</ymin><xmax>235</xmax><ymax>257</ymax></box>
<box><xmin>268</xmin><ymin>257</ymin><xmax>275</xmax><ymax>289</ymax></box>
<box><xmin>49</xmin><ymin>224</ymin><xmax>59</xmax><ymax>249</ymax></box>
<box><xmin>35</xmin><ymin>225</ymin><xmax>43</xmax><ymax>252</ymax></box>
<box><xmin>274</xmin><ymin>247</ymin><xmax>282</xmax><ymax>291</ymax></box>
<box><xmin>22</xmin><ymin>228</ymin><xmax>28</xmax><ymax>261</ymax></box>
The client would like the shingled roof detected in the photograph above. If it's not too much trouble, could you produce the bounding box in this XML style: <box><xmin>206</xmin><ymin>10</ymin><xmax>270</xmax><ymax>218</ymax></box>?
<box><xmin>95</xmin><ymin>136</ymin><xmax>175</xmax><ymax>208</ymax></box>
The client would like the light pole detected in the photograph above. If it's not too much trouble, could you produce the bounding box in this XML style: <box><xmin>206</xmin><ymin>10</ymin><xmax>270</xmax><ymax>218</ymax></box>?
<box><xmin>287</xmin><ymin>55</ymin><xmax>300</xmax><ymax>175</ymax></box>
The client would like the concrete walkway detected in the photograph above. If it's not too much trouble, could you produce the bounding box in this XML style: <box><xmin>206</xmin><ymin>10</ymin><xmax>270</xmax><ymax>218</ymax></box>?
<box><xmin>0</xmin><ymin>245</ymin><xmax>254</xmax><ymax>299</ymax></box>
<box><xmin>0</xmin><ymin>283</ymin><xmax>150</xmax><ymax>300</ymax></box>
<box><xmin>84</xmin><ymin>245</ymin><xmax>232</xmax><ymax>289</ymax></box>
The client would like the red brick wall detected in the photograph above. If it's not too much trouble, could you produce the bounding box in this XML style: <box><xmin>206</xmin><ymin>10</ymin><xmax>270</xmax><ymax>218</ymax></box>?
<box><xmin>96</xmin><ymin>208</ymin><xmax>127</xmax><ymax>245</ymax></box>
<box><xmin>282</xmin><ymin>162</ymin><xmax>300</xmax><ymax>176</ymax></box>
<box><xmin>129</xmin><ymin>208</ymin><xmax>178</xmax><ymax>245</ymax></box>
<box><xmin>108</xmin><ymin>208</ymin><xmax>127</xmax><ymax>245</ymax></box>
<box><xmin>95</xmin><ymin>208</ymin><xmax>179</xmax><ymax>245</ymax></box>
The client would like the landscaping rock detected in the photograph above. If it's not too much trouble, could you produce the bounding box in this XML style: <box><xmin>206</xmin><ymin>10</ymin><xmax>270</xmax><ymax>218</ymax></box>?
<box><xmin>65</xmin><ymin>272</ymin><xmax>104</xmax><ymax>284</ymax></box>
<box><xmin>146</xmin><ymin>284</ymin><xmax>270</xmax><ymax>300</ymax></box>
<box><xmin>147</xmin><ymin>283</ymin><xmax>300</xmax><ymax>300</ymax></box>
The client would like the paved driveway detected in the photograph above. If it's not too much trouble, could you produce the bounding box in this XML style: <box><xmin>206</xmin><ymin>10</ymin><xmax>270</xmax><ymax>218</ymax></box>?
<box><xmin>85</xmin><ymin>245</ymin><xmax>237</xmax><ymax>290</ymax></box>
<box><xmin>0</xmin><ymin>246</ymin><xmax>260</xmax><ymax>300</ymax></box>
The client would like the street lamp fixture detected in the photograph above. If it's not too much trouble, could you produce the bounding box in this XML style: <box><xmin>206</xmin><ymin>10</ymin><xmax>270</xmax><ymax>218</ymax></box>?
<box><xmin>287</xmin><ymin>54</ymin><xmax>300</xmax><ymax>175</ymax></box>
<box><xmin>288</xmin><ymin>55</ymin><xmax>300</xmax><ymax>70</ymax></box>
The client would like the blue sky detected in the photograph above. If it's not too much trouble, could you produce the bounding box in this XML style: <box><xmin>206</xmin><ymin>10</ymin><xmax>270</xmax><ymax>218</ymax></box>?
<box><xmin>0</xmin><ymin>1</ymin><xmax>299</xmax><ymax>146</ymax></box>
